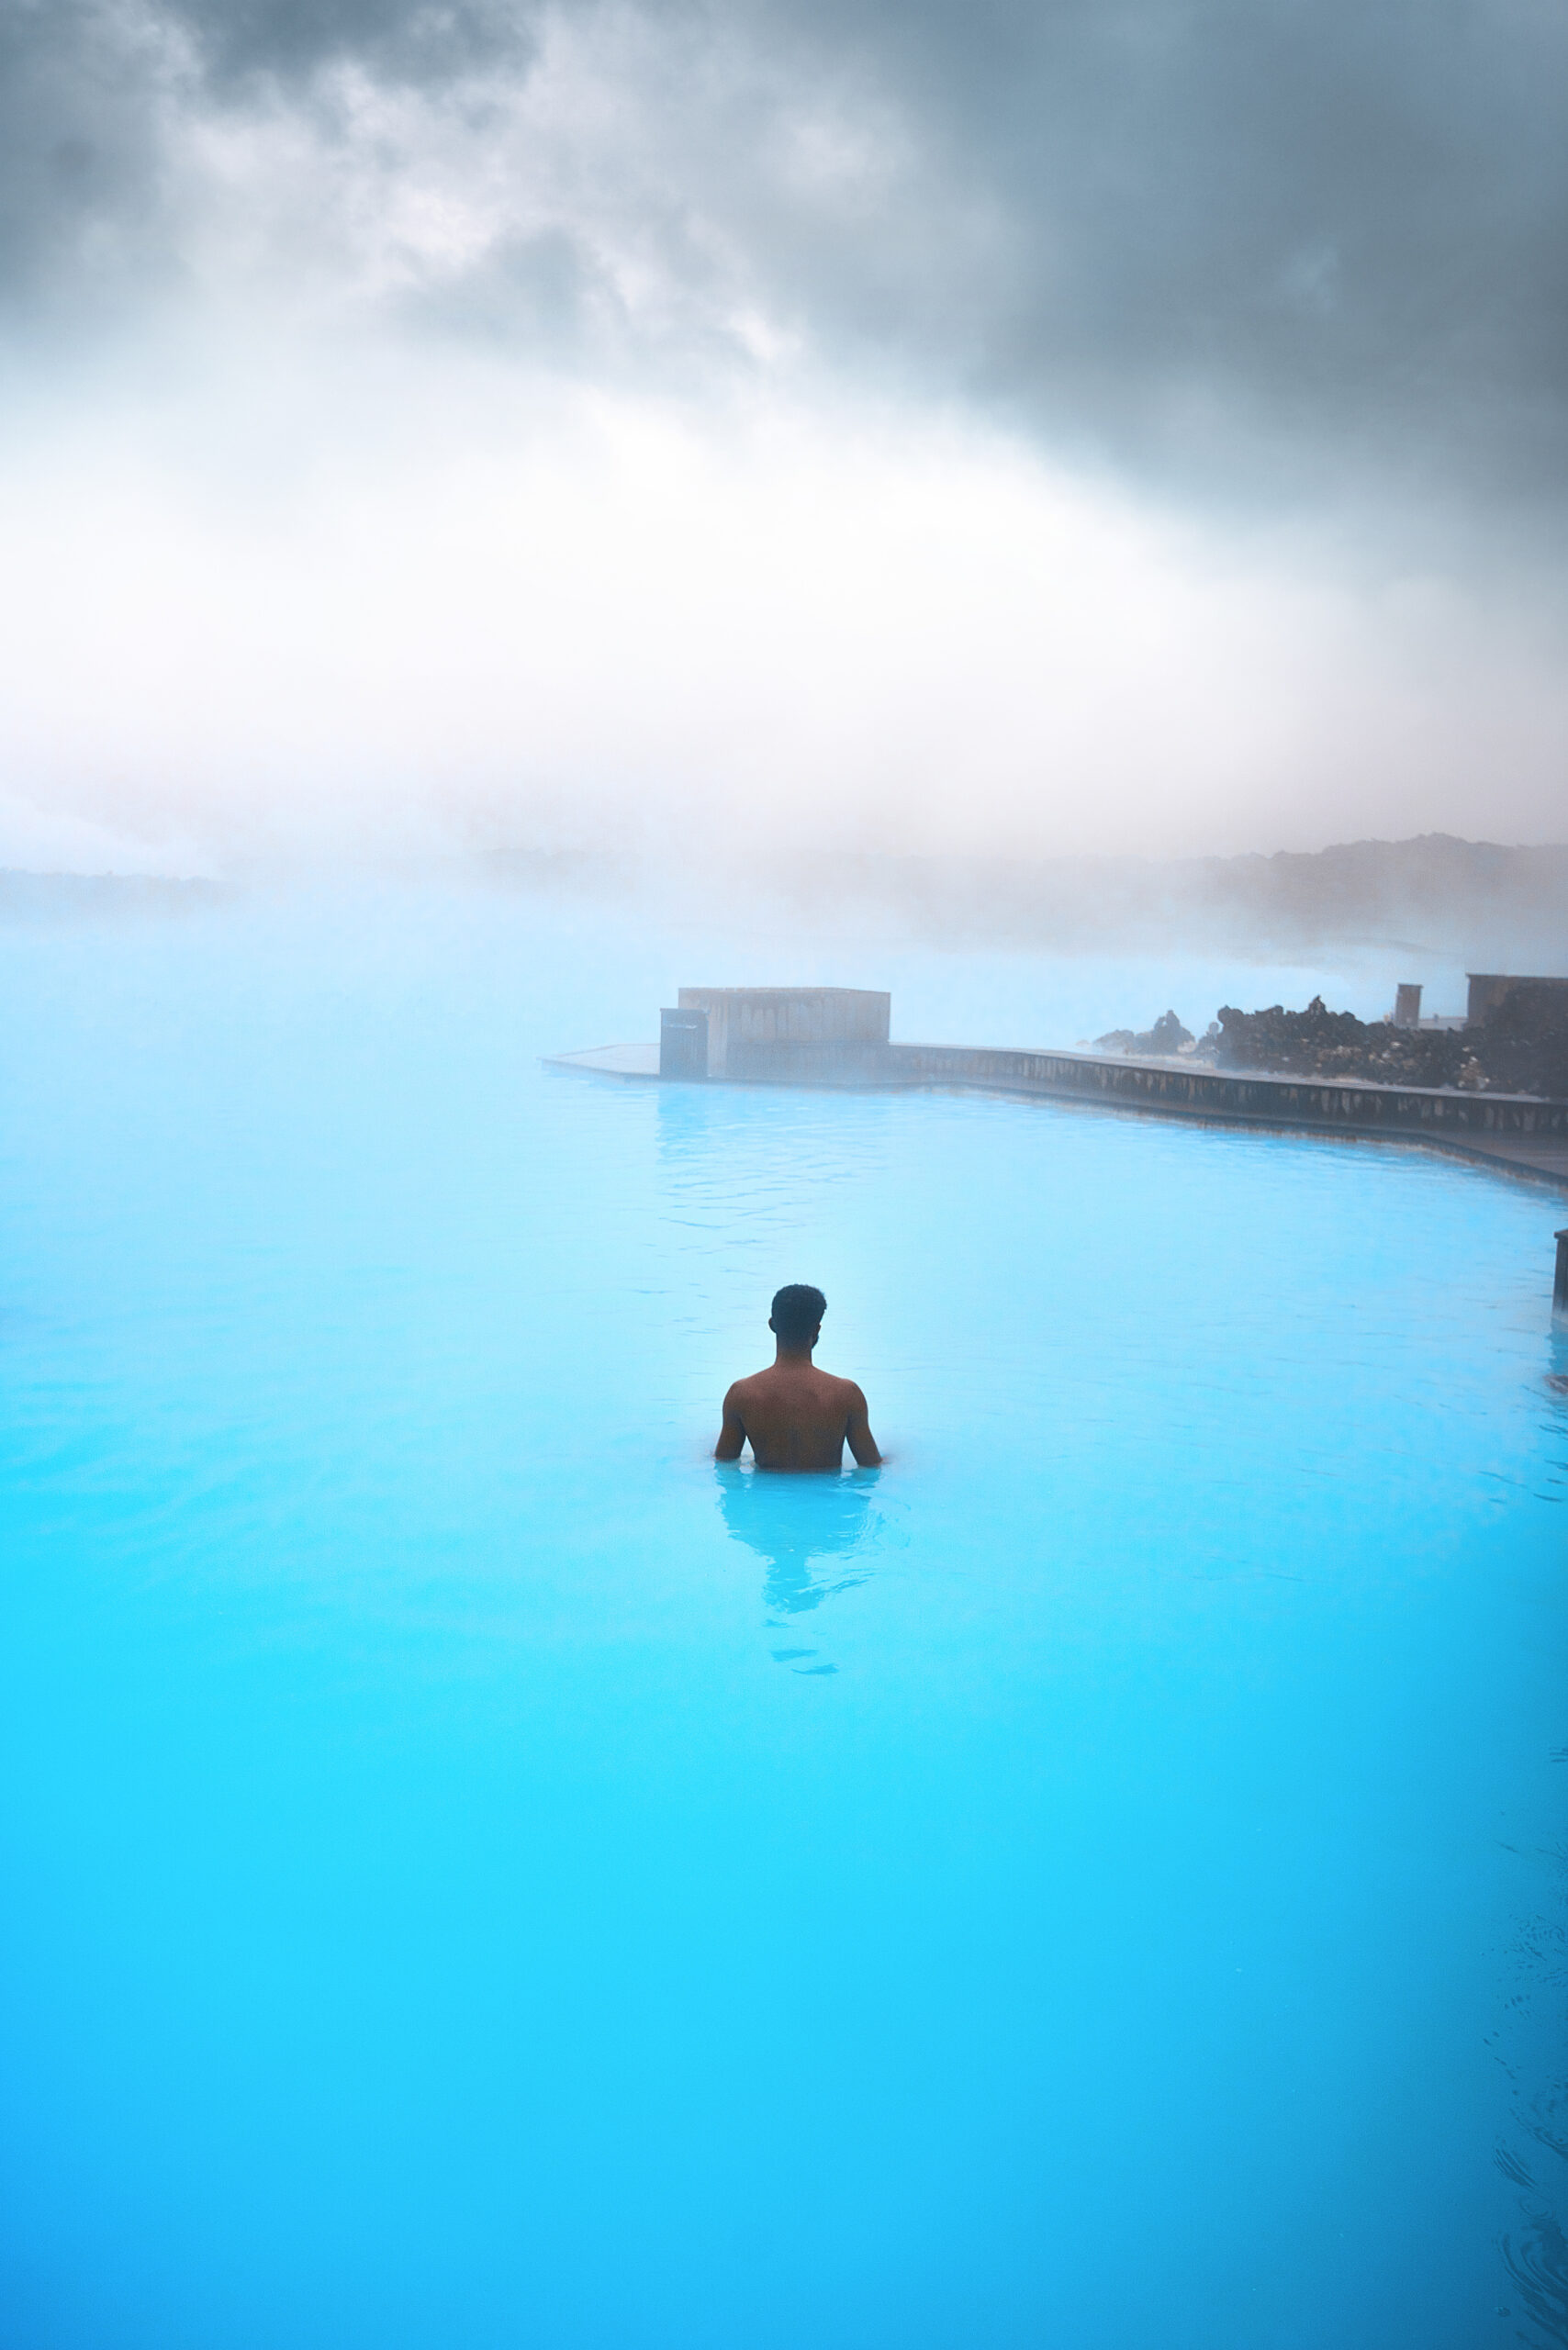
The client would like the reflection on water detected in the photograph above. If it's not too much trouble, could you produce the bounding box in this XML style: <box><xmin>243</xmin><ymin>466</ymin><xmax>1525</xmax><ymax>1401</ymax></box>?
<box><xmin>1546</xmin><ymin>1331</ymin><xmax>1568</xmax><ymax>1417</ymax></box>
<box><xmin>1494</xmin><ymin>1348</ymin><xmax>1568</xmax><ymax>2348</ymax></box>
<box><xmin>715</xmin><ymin>1465</ymin><xmax>886</xmax><ymax>1674</ymax></box>
<box><xmin>1540</xmin><ymin>1337</ymin><xmax>1568</xmax><ymax>1506</ymax></box>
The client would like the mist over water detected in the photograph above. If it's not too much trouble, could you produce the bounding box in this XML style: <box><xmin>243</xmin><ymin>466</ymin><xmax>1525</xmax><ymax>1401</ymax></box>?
<box><xmin>6</xmin><ymin>0</ymin><xmax>1568</xmax><ymax>2326</ymax></box>
<box><xmin>2</xmin><ymin>356</ymin><xmax>1567</xmax><ymax>879</ymax></box>
<box><xmin>2</xmin><ymin>884</ymin><xmax>1564</xmax><ymax>2348</ymax></box>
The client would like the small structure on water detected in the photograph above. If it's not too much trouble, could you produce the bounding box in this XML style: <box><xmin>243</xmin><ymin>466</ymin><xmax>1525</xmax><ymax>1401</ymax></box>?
<box><xmin>661</xmin><ymin>987</ymin><xmax>890</xmax><ymax>1082</ymax></box>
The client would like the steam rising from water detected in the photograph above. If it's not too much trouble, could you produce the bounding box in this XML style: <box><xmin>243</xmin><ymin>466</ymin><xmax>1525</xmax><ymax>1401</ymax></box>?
<box><xmin>2</xmin><ymin>352</ymin><xmax>1565</xmax><ymax>879</ymax></box>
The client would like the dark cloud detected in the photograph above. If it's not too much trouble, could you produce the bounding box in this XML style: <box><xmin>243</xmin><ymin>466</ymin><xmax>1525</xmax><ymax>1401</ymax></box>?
<box><xmin>0</xmin><ymin>0</ymin><xmax>176</xmax><ymax>314</ymax></box>
<box><xmin>178</xmin><ymin>0</ymin><xmax>535</xmax><ymax>88</ymax></box>
<box><xmin>772</xmin><ymin>0</ymin><xmax>1568</xmax><ymax>504</ymax></box>
<box><xmin>2</xmin><ymin>0</ymin><xmax>1565</xmax><ymax>514</ymax></box>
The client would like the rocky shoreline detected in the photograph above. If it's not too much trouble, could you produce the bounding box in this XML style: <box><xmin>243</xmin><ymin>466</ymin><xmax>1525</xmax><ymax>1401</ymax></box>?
<box><xmin>1097</xmin><ymin>985</ymin><xmax>1568</xmax><ymax>1098</ymax></box>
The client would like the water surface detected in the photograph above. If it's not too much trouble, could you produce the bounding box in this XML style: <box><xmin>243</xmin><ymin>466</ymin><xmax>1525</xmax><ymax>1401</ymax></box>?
<box><xmin>1</xmin><ymin>890</ymin><xmax>1564</xmax><ymax>2348</ymax></box>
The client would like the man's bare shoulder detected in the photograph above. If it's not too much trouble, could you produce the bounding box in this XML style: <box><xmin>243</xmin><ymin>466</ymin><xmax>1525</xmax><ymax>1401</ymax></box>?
<box><xmin>725</xmin><ymin>1364</ymin><xmax>863</xmax><ymax>1407</ymax></box>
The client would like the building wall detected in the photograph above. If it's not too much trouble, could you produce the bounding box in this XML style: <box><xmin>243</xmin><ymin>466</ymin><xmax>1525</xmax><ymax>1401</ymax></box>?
<box><xmin>883</xmin><ymin>1043</ymin><xmax>1568</xmax><ymax>1134</ymax></box>
<box><xmin>677</xmin><ymin>988</ymin><xmax>890</xmax><ymax>1076</ymax></box>
<box><xmin>1466</xmin><ymin>973</ymin><xmax>1568</xmax><ymax>1026</ymax></box>
<box><xmin>683</xmin><ymin>1028</ymin><xmax>1568</xmax><ymax>1130</ymax></box>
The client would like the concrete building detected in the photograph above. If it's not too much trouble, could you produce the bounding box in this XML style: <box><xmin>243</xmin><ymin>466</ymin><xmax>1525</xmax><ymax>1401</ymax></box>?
<box><xmin>1467</xmin><ymin>973</ymin><xmax>1568</xmax><ymax>1026</ymax></box>
<box><xmin>672</xmin><ymin>987</ymin><xmax>891</xmax><ymax>1081</ymax></box>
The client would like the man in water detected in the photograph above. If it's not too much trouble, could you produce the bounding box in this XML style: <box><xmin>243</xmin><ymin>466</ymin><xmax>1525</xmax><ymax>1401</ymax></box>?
<box><xmin>715</xmin><ymin>1284</ymin><xmax>883</xmax><ymax>1472</ymax></box>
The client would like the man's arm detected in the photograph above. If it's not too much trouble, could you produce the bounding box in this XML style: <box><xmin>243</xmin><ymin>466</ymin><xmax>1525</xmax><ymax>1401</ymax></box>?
<box><xmin>715</xmin><ymin>1384</ymin><xmax>747</xmax><ymax>1461</ymax></box>
<box><xmin>845</xmin><ymin>1382</ymin><xmax>882</xmax><ymax>1467</ymax></box>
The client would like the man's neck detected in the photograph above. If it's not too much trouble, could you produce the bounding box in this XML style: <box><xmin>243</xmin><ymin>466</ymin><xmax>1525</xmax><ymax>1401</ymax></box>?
<box><xmin>774</xmin><ymin>1343</ymin><xmax>815</xmax><ymax>1368</ymax></box>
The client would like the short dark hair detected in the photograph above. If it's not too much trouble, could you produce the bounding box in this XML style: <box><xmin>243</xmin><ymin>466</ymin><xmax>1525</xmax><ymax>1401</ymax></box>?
<box><xmin>770</xmin><ymin>1283</ymin><xmax>826</xmax><ymax>1342</ymax></box>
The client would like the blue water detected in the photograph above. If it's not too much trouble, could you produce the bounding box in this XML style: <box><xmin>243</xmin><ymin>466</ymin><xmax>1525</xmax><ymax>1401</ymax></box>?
<box><xmin>2</xmin><ymin>889</ymin><xmax>1564</xmax><ymax>2349</ymax></box>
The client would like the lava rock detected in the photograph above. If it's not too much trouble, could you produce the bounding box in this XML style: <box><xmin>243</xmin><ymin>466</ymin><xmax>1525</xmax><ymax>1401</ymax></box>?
<box><xmin>1212</xmin><ymin>990</ymin><xmax>1568</xmax><ymax>1094</ymax></box>
<box><xmin>1094</xmin><ymin>1010</ymin><xmax>1195</xmax><ymax>1057</ymax></box>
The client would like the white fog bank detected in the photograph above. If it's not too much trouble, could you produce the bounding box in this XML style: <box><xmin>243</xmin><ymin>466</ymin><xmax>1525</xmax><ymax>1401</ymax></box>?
<box><xmin>1</xmin><ymin>343</ymin><xmax>1564</xmax><ymax>879</ymax></box>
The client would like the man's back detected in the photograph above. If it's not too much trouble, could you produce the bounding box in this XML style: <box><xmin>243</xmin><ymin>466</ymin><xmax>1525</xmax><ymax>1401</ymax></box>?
<box><xmin>715</xmin><ymin>1283</ymin><xmax>881</xmax><ymax>1473</ymax></box>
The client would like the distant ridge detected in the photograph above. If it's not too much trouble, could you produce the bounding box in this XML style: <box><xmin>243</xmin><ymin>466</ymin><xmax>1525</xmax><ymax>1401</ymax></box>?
<box><xmin>781</xmin><ymin>835</ymin><xmax>1568</xmax><ymax>965</ymax></box>
<box><xmin>6</xmin><ymin>840</ymin><xmax>1564</xmax><ymax>968</ymax></box>
<box><xmin>0</xmin><ymin>871</ymin><xmax>223</xmax><ymax>921</ymax></box>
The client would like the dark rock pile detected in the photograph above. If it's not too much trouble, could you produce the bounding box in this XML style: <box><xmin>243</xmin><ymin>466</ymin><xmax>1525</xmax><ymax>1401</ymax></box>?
<box><xmin>1094</xmin><ymin>1010</ymin><xmax>1195</xmax><ymax>1056</ymax></box>
<box><xmin>1215</xmin><ymin>998</ymin><xmax>1468</xmax><ymax>1084</ymax></box>
<box><xmin>1214</xmin><ymin>990</ymin><xmax>1568</xmax><ymax>1095</ymax></box>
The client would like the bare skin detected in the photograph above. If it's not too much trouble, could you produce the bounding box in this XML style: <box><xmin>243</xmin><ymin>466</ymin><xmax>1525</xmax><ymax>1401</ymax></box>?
<box><xmin>716</xmin><ymin>1319</ymin><xmax>882</xmax><ymax>1472</ymax></box>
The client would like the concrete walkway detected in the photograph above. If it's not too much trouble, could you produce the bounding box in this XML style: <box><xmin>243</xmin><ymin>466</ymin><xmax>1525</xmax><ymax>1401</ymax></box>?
<box><xmin>1417</xmin><ymin>1132</ymin><xmax>1568</xmax><ymax>1190</ymax></box>
<box><xmin>545</xmin><ymin>1044</ymin><xmax>659</xmax><ymax>1079</ymax></box>
<box><xmin>543</xmin><ymin>1040</ymin><xmax>1568</xmax><ymax>1195</ymax></box>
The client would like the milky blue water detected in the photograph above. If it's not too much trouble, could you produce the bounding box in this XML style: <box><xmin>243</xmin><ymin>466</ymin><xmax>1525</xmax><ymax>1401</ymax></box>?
<box><xmin>2</xmin><ymin>889</ymin><xmax>1565</xmax><ymax>2350</ymax></box>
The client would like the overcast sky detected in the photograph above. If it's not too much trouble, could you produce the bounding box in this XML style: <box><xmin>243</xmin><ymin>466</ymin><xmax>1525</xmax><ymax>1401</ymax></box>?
<box><xmin>1</xmin><ymin>0</ymin><xmax>1564</xmax><ymax>872</ymax></box>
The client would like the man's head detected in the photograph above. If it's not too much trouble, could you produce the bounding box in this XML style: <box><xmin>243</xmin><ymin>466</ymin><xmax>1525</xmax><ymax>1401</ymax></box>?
<box><xmin>769</xmin><ymin>1283</ymin><xmax>826</xmax><ymax>1351</ymax></box>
